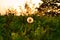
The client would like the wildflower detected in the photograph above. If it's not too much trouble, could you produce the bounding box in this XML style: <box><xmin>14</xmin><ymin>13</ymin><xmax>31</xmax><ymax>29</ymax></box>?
<box><xmin>27</xmin><ymin>17</ymin><xmax>34</xmax><ymax>23</ymax></box>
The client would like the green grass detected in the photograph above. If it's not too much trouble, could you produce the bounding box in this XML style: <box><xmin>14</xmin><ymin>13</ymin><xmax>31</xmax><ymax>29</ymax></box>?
<box><xmin>0</xmin><ymin>14</ymin><xmax>60</xmax><ymax>40</ymax></box>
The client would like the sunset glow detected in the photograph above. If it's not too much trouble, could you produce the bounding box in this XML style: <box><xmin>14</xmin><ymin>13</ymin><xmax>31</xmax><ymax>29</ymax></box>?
<box><xmin>0</xmin><ymin>0</ymin><xmax>43</xmax><ymax>15</ymax></box>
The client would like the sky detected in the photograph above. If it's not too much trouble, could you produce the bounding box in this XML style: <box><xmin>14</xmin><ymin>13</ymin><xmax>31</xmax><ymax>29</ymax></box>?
<box><xmin>0</xmin><ymin>0</ymin><xmax>43</xmax><ymax>15</ymax></box>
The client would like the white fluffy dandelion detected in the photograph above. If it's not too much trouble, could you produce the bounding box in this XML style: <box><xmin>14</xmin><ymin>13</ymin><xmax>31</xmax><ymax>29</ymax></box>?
<box><xmin>27</xmin><ymin>17</ymin><xmax>34</xmax><ymax>23</ymax></box>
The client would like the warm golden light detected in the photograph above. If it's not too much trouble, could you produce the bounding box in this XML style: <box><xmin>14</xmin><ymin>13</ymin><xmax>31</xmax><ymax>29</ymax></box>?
<box><xmin>0</xmin><ymin>0</ymin><xmax>43</xmax><ymax>16</ymax></box>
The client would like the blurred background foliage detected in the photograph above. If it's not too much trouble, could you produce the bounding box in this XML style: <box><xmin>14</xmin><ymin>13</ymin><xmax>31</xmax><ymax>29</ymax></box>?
<box><xmin>0</xmin><ymin>14</ymin><xmax>60</xmax><ymax>40</ymax></box>
<box><xmin>0</xmin><ymin>0</ymin><xmax>60</xmax><ymax>40</ymax></box>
